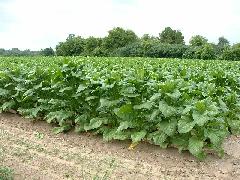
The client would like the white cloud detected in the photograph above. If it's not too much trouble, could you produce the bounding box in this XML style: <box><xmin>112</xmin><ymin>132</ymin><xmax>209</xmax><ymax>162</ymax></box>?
<box><xmin>0</xmin><ymin>0</ymin><xmax>239</xmax><ymax>50</ymax></box>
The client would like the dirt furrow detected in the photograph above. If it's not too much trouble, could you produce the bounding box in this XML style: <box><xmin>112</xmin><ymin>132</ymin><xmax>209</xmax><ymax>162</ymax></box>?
<box><xmin>1</xmin><ymin>113</ymin><xmax>240</xmax><ymax>179</ymax></box>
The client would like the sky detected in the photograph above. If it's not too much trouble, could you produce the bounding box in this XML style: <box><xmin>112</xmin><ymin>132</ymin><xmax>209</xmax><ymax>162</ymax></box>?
<box><xmin>0</xmin><ymin>0</ymin><xmax>240</xmax><ymax>50</ymax></box>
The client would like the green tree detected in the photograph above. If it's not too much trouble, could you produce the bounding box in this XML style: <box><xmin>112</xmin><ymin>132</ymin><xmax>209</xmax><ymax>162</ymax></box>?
<box><xmin>159</xmin><ymin>27</ymin><xmax>185</xmax><ymax>44</ymax></box>
<box><xmin>232</xmin><ymin>43</ymin><xmax>240</xmax><ymax>49</ymax></box>
<box><xmin>56</xmin><ymin>34</ymin><xmax>85</xmax><ymax>56</ymax></box>
<box><xmin>189</xmin><ymin>35</ymin><xmax>208</xmax><ymax>46</ymax></box>
<box><xmin>141</xmin><ymin>34</ymin><xmax>158</xmax><ymax>42</ymax></box>
<box><xmin>216</xmin><ymin>36</ymin><xmax>230</xmax><ymax>58</ymax></box>
<box><xmin>218</xmin><ymin>36</ymin><xmax>230</xmax><ymax>48</ymax></box>
<box><xmin>11</xmin><ymin>48</ymin><xmax>21</xmax><ymax>56</ymax></box>
<box><xmin>41</xmin><ymin>47</ymin><xmax>55</xmax><ymax>56</ymax></box>
<box><xmin>199</xmin><ymin>43</ymin><xmax>216</xmax><ymax>60</ymax></box>
<box><xmin>102</xmin><ymin>27</ymin><xmax>138</xmax><ymax>54</ymax></box>
<box><xmin>83</xmin><ymin>37</ymin><xmax>103</xmax><ymax>56</ymax></box>
<box><xmin>221</xmin><ymin>43</ymin><xmax>240</xmax><ymax>61</ymax></box>
<box><xmin>0</xmin><ymin>48</ymin><xmax>5</xmax><ymax>56</ymax></box>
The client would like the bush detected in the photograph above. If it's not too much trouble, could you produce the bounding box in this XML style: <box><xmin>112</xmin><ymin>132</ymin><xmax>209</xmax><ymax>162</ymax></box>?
<box><xmin>221</xmin><ymin>46</ymin><xmax>240</xmax><ymax>61</ymax></box>
<box><xmin>113</xmin><ymin>41</ymin><xmax>187</xmax><ymax>59</ymax></box>
<box><xmin>41</xmin><ymin>48</ymin><xmax>55</xmax><ymax>56</ymax></box>
<box><xmin>111</xmin><ymin>42</ymin><xmax>143</xmax><ymax>57</ymax></box>
<box><xmin>56</xmin><ymin>34</ymin><xmax>85</xmax><ymax>56</ymax></box>
<box><xmin>200</xmin><ymin>44</ymin><xmax>216</xmax><ymax>60</ymax></box>
<box><xmin>182</xmin><ymin>46</ymin><xmax>198</xmax><ymax>59</ymax></box>
<box><xmin>143</xmin><ymin>43</ymin><xmax>187</xmax><ymax>58</ymax></box>
<box><xmin>183</xmin><ymin>44</ymin><xmax>216</xmax><ymax>60</ymax></box>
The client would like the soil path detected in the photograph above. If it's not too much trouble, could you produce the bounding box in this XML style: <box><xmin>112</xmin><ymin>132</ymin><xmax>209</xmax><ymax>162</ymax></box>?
<box><xmin>1</xmin><ymin>113</ymin><xmax>240</xmax><ymax>180</ymax></box>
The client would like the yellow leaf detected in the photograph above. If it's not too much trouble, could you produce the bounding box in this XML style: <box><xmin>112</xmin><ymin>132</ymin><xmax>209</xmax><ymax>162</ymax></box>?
<box><xmin>128</xmin><ymin>142</ymin><xmax>139</xmax><ymax>150</ymax></box>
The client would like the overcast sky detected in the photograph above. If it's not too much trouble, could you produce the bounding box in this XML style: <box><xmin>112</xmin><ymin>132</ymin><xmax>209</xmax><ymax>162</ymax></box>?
<box><xmin>0</xmin><ymin>0</ymin><xmax>240</xmax><ymax>50</ymax></box>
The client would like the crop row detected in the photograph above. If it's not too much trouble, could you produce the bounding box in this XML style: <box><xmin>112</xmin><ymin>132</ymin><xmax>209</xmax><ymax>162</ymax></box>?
<box><xmin>0</xmin><ymin>57</ymin><xmax>239</xmax><ymax>159</ymax></box>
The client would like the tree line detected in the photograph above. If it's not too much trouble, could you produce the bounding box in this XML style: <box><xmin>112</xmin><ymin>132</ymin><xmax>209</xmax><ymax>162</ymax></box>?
<box><xmin>0</xmin><ymin>47</ymin><xmax>54</xmax><ymax>57</ymax></box>
<box><xmin>1</xmin><ymin>27</ymin><xmax>240</xmax><ymax>60</ymax></box>
<box><xmin>55</xmin><ymin>27</ymin><xmax>240</xmax><ymax>60</ymax></box>
<box><xmin>0</xmin><ymin>48</ymin><xmax>41</xmax><ymax>56</ymax></box>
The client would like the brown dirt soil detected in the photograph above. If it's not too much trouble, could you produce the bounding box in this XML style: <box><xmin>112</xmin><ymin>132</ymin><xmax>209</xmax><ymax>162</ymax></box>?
<box><xmin>0</xmin><ymin>113</ymin><xmax>240</xmax><ymax>180</ymax></box>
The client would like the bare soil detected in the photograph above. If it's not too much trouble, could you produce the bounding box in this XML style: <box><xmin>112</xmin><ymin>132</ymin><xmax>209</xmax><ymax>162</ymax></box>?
<box><xmin>0</xmin><ymin>113</ymin><xmax>240</xmax><ymax>180</ymax></box>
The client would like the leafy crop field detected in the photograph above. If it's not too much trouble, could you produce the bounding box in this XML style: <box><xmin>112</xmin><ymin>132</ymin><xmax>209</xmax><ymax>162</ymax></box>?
<box><xmin>0</xmin><ymin>57</ymin><xmax>239</xmax><ymax>159</ymax></box>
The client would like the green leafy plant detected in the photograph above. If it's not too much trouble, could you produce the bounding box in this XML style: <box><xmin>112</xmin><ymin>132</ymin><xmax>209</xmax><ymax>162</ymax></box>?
<box><xmin>0</xmin><ymin>56</ymin><xmax>239</xmax><ymax>159</ymax></box>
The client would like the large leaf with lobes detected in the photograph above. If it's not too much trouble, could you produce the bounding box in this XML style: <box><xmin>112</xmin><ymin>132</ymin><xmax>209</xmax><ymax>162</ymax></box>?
<box><xmin>117</xmin><ymin>121</ymin><xmax>134</xmax><ymax>131</ymax></box>
<box><xmin>178</xmin><ymin>116</ymin><xmax>195</xmax><ymax>133</ymax></box>
<box><xmin>45</xmin><ymin>110</ymin><xmax>73</xmax><ymax>124</ymax></box>
<box><xmin>192</xmin><ymin>110</ymin><xmax>209</xmax><ymax>126</ymax></box>
<box><xmin>151</xmin><ymin>131</ymin><xmax>168</xmax><ymax>148</ymax></box>
<box><xmin>157</xmin><ymin>118</ymin><xmax>177</xmax><ymax>136</ymax></box>
<box><xmin>133</xmin><ymin>101</ymin><xmax>153</xmax><ymax>110</ymax></box>
<box><xmin>99</xmin><ymin>98</ymin><xmax>119</xmax><ymax>109</ymax></box>
<box><xmin>188</xmin><ymin>136</ymin><xmax>205</xmax><ymax>160</ymax></box>
<box><xmin>131</xmin><ymin>130</ymin><xmax>147</xmax><ymax>143</ymax></box>
<box><xmin>114</xmin><ymin>104</ymin><xmax>133</xmax><ymax>120</ymax></box>
<box><xmin>84</xmin><ymin>117</ymin><xmax>106</xmax><ymax>131</ymax></box>
<box><xmin>158</xmin><ymin>101</ymin><xmax>177</xmax><ymax>117</ymax></box>
<box><xmin>1</xmin><ymin>100</ymin><xmax>15</xmax><ymax>112</ymax></box>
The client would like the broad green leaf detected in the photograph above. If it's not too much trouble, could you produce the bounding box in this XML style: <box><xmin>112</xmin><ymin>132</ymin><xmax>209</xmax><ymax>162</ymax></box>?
<box><xmin>218</xmin><ymin>98</ymin><xmax>228</xmax><ymax>112</ymax></box>
<box><xmin>117</xmin><ymin>121</ymin><xmax>133</xmax><ymax>131</ymax></box>
<box><xmin>182</xmin><ymin>105</ymin><xmax>193</xmax><ymax>115</ymax></box>
<box><xmin>159</xmin><ymin>81</ymin><xmax>176</xmax><ymax>93</ymax></box>
<box><xmin>45</xmin><ymin>110</ymin><xmax>72</xmax><ymax>124</ymax></box>
<box><xmin>114</xmin><ymin>104</ymin><xmax>133</xmax><ymax>120</ymax></box>
<box><xmin>1</xmin><ymin>100</ymin><xmax>15</xmax><ymax>111</ymax></box>
<box><xmin>192</xmin><ymin>110</ymin><xmax>209</xmax><ymax>126</ymax></box>
<box><xmin>75</xmin><ymin>114</ymin><xmax>88</xmax><ymax>124</ymax></box>
<box><xmin>99</xmin><ymin>98</ymin><xmax>119</xmax><ymax>109</ymax></box>
<box><xmin>227</xmin><ymin>119</ymin><xmax>240</xmax><ymax>134</ymax></box>
<box><xmin>23</xmin><ymin>89</ymin><xmax>34</xmax><ymax>97</ymax></box>
<box><xmin>158</xmin><ymin>119</ymin><xmax>177</xmax><ymax>136</ymax></box>
<box><xmin>131</xmin><ymin>130</ymin><xmax>147</xmax><ymax>143</ymax></box>
<box><xmin>152</xmin><ymin>131</ymin><xmax>168</xmax><ymax>148</ymax></box>
<box><xmin>76</xmin><ymin>84</ymin><xmax>87</xmax><ymax>93</ymax></box>
<box><xmin>113</xmin><ymin>131</ymin><xmax>130</xmax><ymax>140</ymax></box>
<box><xmin>84</xmin><ymin>117</ymin><xmax>104</xmax><ymax>131</ymax></box>
<box><xmin>122</xmin><ymin>93</ymin><xmax>139</xmax><ymax>98</ymax></box>
<box><xmin>102</xmin><ymin>127</ymin><xmax>130</xmax><ymax>141</ymax></box>
<box><xmin>159</xmin><ymin>101</ymin><xmax>177</xmax><ymax>117</ymax></box>
<box><xmin>136</xmin><ymin>68</ymin><xmax>145</xmax><ymax>80</ymax></box>
<box><xmin>17</xmin><ymin>107</ymin><xmax>41</xmax><ymax>118</ymax></box>
<box><xmin>149</xmin><ymin>93</ymin><xmax>161</xmax><ymax>102</ymax></box>
<box><xmin>204</xmin><ymin>128</ymin><xmax>228</xmax><ymax>147</ymax></box>
<box><xmin>166</xmin><ymin>90</ymin><xmax>181</xmax><ymax>100</ymax></box>
<box><xmin>207</xmin><ymin>103</ymin><xmax>220</xmax><ymax>116</ymax></box>
<box><xmin>0</xmin><ymin>88</ymin><xmax>9</xmax><ymax>97</ymax></box>
<box><xmin>48</xmin><ymin>99</ymin><xmax>67</xmax><ymax>106</ymax></box>
<box><xmin>120</xmin><ymin>87</ymin><xmax>139</xmax><ymax>97</ymax></box>
<box><xmin>102</xmin><ymin>128</ymin><xmax>116</xmax><ymax>141</ymax></box>
<box><xmin>33</xmin><ymin>82</ymin><xmax>43</xmax><ymax>89</ymax></box>
<box><xmin>53</xmin><ymin>124</ymin><xmax>71</xmax><ymax>134</ymax></box>
<box><xmin>178</xmin><ymin>116</ymin><xmax>195</xmax><ymax>133</ymax></box>
<box><xmin>171</xmin><ymin>134</ymin><xmax>190</xmax><ymax>152</ymax></box>
<box><xmin>85</xmin><ymin>96</ymin><xmax>98</xmax><ymax>101</ymax></box>
<box><xmin>75</xmin><ymin>124</ymin><xmax>85</xmax><ymax>133</ymax></box>
<box><xmin>149</xmin><ymin>109</ymin><xmax>161</xmax><ymax>122</ymax></box>
<box><xmin>188</xmin><ymin>136</ymin><xmax>205</xmax><ymax>159</ymax></box>
<box><xmin>59</xmin><ymin>87</ymin><xmax>73</xmax><ymax>93</ymax></box>
<box><xmin>195</xmin><ymin>100</ymin><xmax>207</xmax><ymax>113</ymax></box>
<box><xmin>133</xmin><ymin>101</ymin><xmax>153</xmax><ymax>110</ymax></box>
